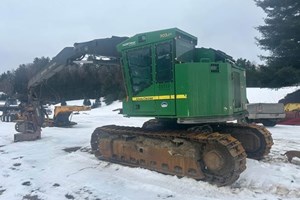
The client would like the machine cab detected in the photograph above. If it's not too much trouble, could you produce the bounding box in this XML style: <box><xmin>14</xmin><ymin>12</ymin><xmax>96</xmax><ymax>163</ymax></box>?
<box><xmin>118</xmin><ymin>28</ymin><xmax>247</xmax><ymax>123</ymax></box>
<box><xmin>117</xmin><ymin>28</ymin><xmax>197</xmax><ymax>117</ymax></box>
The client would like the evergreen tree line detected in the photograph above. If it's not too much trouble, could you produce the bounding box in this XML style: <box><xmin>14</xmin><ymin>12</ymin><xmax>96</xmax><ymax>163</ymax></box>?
<box><xmin>254</xmin><ymin>0</ymin><xmax>300</xmax><ymax>87</ymax></box>
<box><xmin>0</xmin><ymin>54</ymin><xmax>291</xmax><ymax>105</ymax></box>
<box><xmin>0</xmin><ymin>57</ymin><xmax>125</xmax><ymax>105</ymax></box>
<box><xmin>0</xmin><ymin>56</ymin><xmax>298</xmax><ymax>104</ymax></box>
<box><xmin>230</xmin><ymin>0</ymin><xmax>300</xmax><ymax>88</ymax></box>
<box><xmin>235</xmin><ymin>58</ymin><xmax>289</xmax><ymax>88</ymax></box>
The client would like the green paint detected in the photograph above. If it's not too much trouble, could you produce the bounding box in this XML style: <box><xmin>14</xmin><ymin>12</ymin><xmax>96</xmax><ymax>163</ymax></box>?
<box><xmin>118</xmin><ymin>28</ymin><xmax>247</xmax><ymax>122</ymax></box>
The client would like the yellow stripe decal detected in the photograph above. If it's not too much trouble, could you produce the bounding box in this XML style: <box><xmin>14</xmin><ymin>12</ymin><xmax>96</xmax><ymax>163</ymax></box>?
<box><xmin>132</xmin><ymin>94</ymin><xmax>187</xmax><ymax>101</ymax></box>
<box><xmin>176</xmin><ymin>94</ymin><xmax>187</xmax><ymax>99</ymax></box>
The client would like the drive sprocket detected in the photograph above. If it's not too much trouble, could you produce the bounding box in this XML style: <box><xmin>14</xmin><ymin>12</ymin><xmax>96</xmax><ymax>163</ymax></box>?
<box><xmin>213</xmin><ymin>123</ymin><xmax>273</xmax><ymax>160</ymax></box>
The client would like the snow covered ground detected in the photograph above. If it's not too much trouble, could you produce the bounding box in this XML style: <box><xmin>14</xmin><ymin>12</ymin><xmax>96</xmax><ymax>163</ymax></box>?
<box><xmin>247</xmin><ymin>87</ymin><xmax>300</xmax><ymax>103</ymax></box>
<box><xmin>0</xmin><ymin>88</ymin><xmax>300</xmax><ymax>200</ymax></box>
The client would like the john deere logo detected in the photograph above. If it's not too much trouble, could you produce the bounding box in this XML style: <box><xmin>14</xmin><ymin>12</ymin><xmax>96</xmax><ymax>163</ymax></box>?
<box><xmin>161</xmin><ymin>102</ymin><xmax>168</xmax><ymax>108</ymax></box>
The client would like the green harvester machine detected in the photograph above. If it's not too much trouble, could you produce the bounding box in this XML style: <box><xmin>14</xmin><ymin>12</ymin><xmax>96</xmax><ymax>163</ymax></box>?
<box><xmin>14</xmin><ymin>27</ymin><xmax>273</xmax><ymax>186</ymax></box>
<box><xmin>92</xmin><ymin>28</ymin><xmax>273</xmax><ymax>186</ymax></box>
<box><xmin>119</xmin><ymin>28</ymin><xmax>247</xmax><ymax>121</ymax></box>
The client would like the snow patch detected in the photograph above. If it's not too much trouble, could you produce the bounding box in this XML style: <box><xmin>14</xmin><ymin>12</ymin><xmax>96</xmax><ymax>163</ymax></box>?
<box><xmin>0</xmin><ymin>89</ymin><xmax>300</xmax><ymax>199</ymax></box>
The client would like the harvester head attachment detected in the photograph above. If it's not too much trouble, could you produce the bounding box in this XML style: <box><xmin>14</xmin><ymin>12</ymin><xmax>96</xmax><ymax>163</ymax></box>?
<box><xmin>13</xmin><ymin>100</ymin><xmax>44</xmax><ymax>142</ymax></box>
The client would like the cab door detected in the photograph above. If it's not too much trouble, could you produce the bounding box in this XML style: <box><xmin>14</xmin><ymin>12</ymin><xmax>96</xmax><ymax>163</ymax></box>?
<box><xmin>154</xmin><ymin>41</ymin><xmax>176</xmax><ymax>116</ymax></box>
<box><xmin>126</xmin><ymin>46</ymin><xmax>156</xmax><ymax>114</ymax></box>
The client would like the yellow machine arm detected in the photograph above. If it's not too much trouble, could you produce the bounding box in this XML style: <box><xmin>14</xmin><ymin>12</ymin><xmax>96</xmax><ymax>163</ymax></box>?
<box><xmin>45</xmin><ymin>105</ymin><xmax>91</xmax><ymax>127</ymax></box>
<box><xmin>284</xmin><ymin>103</ymin><xmax>300</xmax><ymax>111</ymax></box>
<box><xmin>53</xmin><ymin>105</ymin><xmax>91</xmax><ymax>117</ymax></box>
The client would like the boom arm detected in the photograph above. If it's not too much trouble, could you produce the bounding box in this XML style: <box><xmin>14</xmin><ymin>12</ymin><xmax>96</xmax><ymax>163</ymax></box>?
<box><xmin>14</xmin><ymin>35</ymin><xmax>128</xmax><ymax>142</ymax></box>
<box><xmin>28</xmin><ymin>36</ymin><xmax>128</xmax><ymax>89</ymax></box>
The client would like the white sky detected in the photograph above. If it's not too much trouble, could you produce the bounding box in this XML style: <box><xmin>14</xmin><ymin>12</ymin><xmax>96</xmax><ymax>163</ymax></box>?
<box><xmin>0</xmin><ymin>0</ymin><xmax>267</xmax><ymax>73</ymax></box>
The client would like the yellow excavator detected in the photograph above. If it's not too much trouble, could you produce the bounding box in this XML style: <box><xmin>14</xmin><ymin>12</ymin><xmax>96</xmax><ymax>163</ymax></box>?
<box><xmin>278</xmin><ymin>103</ymin><xmax>300</xmax><ymax>125</ymax></box>
<box><xmin>284</xmin><ymin>103</ymin><xmax>300</xmax><ymax>112</ymax></box>
<box><xmin>44</xmin><ymin>105</ymin><xmax>91</xmax><ymax>127</ymax></box>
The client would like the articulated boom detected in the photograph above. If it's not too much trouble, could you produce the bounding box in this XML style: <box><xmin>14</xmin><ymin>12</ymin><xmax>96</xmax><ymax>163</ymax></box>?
<box><xmin>15</xmin><ymin>36</ymin><xmax>128</xmax><ymax>141</ymax></box>
<box><xmin>28</xmin><ymin>36</ymin><xmax>128</xmax><ymax>89</ymax></box>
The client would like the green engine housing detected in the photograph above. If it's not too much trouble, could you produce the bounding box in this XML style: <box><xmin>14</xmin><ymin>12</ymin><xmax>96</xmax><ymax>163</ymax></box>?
<box><xmin>117</xmin><ymin>28</ymin><xmax>247</xmax><ymax>124</ymax></box>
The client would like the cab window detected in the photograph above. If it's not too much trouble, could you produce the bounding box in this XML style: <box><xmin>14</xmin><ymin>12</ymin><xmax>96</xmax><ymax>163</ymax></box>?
<box><xmin>156</xmin><ymin>42</ymin><xmax>173</xmax><ymax>83</ymax></box>
<box><xmin>127</xmin><ymin>47</ymin><xmax>152</xmax><ymax>95</ymax></box>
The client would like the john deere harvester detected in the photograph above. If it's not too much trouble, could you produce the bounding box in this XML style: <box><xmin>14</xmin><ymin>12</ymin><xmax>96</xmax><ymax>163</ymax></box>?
<box><xmin>15</xmin><ymin>28</ymin><xmax>273</xmax><ymax>186</ymax></box>
<box><xmin>91</xmin><ymin>28</ymin><xmax>273</xmax><ymax>186</ymax></box>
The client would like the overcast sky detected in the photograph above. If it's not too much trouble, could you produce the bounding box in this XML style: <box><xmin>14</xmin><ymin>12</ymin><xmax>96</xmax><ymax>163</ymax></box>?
<box><xmin>0</xmin><ymin>0</ymin><xmax>266</xmax><ymax>74</ymax></box>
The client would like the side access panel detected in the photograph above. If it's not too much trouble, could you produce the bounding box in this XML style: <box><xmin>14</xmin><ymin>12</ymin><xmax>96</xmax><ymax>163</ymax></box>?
<box><xmin>175</xmin><ymin>62</ymin><xmax>233</xmax><ymax>118</ymax></box>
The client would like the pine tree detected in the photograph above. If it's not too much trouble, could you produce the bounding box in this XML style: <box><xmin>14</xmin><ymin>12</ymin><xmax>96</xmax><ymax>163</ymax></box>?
<box><xmin>236</xmin><ymin>58</ymin><xmax>262</xmax><ymax>87</ymax></box>
<box><xmin>0</xmin><ymin>71</ymin><xmax>15</xmax><ymax>96</ymax></box>
<box><xmin>255</xmin><ymin>0</ymin><xmax>300</xmax><ymax>87</ymax></box>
